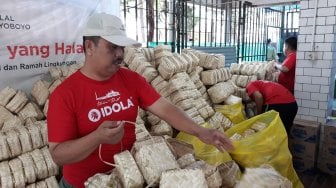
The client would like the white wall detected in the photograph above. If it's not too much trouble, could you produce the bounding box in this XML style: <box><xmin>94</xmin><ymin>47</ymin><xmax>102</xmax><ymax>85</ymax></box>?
<box><xmin>295</xmin><ymin>0</ymin><xmax>336</xmax><ymax>123</ymax></box>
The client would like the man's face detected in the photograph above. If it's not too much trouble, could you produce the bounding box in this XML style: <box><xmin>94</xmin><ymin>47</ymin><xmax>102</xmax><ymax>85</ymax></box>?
<box><xmin>90</xmin><ymin>38</ymin><xmax>125</xmax><ymax>77</ymax></box>
<box><xmin>283</xmin><ymin>44</ymin><xmax>288</xmax><ymax>56</ymax></box>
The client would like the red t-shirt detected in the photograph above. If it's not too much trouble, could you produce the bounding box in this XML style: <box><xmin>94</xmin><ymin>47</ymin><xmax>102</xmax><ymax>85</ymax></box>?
<box><xmin>246</xmin><ymin>80</ymin><xmax>295</xmax><ymax>105</ymax></box>
<box><xmin>278</xmin><ymin>52</ymin><xmax>296</xmax><ymax>92</ymax></box>
<box><xmin>47</xmin><ymin>68</ymin><xmax>160</xmax><ymax>188</ymax></box>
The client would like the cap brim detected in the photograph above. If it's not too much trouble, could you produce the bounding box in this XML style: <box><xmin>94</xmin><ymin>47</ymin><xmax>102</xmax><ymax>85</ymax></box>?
<box><xmin>101</xmin><ymin>36</ymin><xmax>141</xmax><ymax>47</ymax></box>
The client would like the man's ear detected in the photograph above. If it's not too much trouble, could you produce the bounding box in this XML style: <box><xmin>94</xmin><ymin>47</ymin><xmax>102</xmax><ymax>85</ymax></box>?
<box><xmin>85</xmin><ymin>40</ymin><xmax>94</xmax><ymax>55</ymax></box>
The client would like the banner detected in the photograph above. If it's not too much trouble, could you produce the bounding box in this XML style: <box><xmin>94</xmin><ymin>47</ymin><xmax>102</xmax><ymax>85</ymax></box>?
<box><xmin>0</xmin><ymin>0</ymin><xmax>119</xmax><ymax>92</ymax></box>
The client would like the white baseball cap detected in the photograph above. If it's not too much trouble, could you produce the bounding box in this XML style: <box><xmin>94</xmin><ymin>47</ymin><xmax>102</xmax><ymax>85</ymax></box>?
<box><xmin>83</xmin><ymin>12</ymin><xmax>141</xmax><ymax>47</ymax></box>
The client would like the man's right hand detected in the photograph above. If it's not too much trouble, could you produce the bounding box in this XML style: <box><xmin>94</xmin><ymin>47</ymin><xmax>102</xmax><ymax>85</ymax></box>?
<box><xmin>49</xmin><ymin>120</ymin><xmax>125</xmax><ymax>165</ymax></box>
<box><xmin>94</xmin><ymin>121</ymin><xmax>124</xmax><ymax>144</ymax></box>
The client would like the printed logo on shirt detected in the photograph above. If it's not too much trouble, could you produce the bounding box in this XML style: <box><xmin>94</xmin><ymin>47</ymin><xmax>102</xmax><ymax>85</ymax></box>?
<box><xmin>95</xmin><ymin>90</ymin><xmax>120</xmax><ymax>101</ymax></box>
<box><xmin>88</xmin><ymin>90</ymin><xmax>135</xmax><ymax>122</ymax></box>
<box><xmin>96</xmin><ymin>90</ymin><xmax>122</xmax><ymax>107</ymax></box>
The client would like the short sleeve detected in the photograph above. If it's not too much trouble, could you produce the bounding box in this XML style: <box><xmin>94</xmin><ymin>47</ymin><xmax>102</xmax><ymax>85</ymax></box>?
<box><xmin>283</xmin><ymin>53</ymin><xmax>296</xmax><ymax>71</ymax></box>
<box><xmin>47</xmin><ymin>89</ymin><xmax>78</xmax><ymax>143</ymax></box>
<box><xmin>246</xmin><ymin>81</ymin><xmax>260</xmax><ymax>98</ymax></box>
<box><xmin>135</xmin><ymin>74</ymin><xmax>161</xmax><ymax>109</ymax></box>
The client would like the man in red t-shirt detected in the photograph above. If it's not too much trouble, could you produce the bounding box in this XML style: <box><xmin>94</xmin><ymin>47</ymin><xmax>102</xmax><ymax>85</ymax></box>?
<box><xmin>246</xmin><ymin>80</ymin><xmax>298</xmax><ymax>133</ymax></box>
<box><xmin>275</xmin><ymin>37</ymin><xmax>297</xmax><ymax>93</ymax></box>
<box><xmin>47</xmin><ymin>13</ymin><xmax>233</xmax><ymax>188</ymax></box>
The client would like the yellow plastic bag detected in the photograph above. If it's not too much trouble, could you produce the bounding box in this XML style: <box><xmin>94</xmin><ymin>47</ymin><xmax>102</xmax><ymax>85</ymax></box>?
<box><xmin>225</xmin><ymin>110</ymin><xmax>303</xmax><ymax>188</ymax></box>
<box><xmin>176</xmin><ymin>123</ymin><xmax>232</xmax><ymax>166</ymax></box>
<box><xmin>215</xmin><ymin>102</ymin><xmax>246</xmax><ymax>124</ymax></box>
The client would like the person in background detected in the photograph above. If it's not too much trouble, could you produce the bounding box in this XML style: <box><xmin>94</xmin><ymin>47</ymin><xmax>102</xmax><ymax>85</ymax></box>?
<box><xmin>266</xmin><ymin>38</ymin><xmax>279</xmax><ymax>62</ymax></box>
<box><xmin>275</xmin><ymin>36</ymin><xmax>297</xmax><ymax>94</ymax></box>
<box><xmin>246</xmin><ymin>80</ymin><xmax>298</xmax><ymax>134</ymax></box>
<box><xmin>47</xmin><ymin>13</ymin><xmax>233</xmax><ymax>188</ymax></box>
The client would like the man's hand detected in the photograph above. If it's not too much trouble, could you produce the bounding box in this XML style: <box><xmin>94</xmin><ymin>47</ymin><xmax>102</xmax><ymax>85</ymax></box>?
<box><xmin>274</xmin><ymin>62</ymin><xmax>281</xmax><ymax>70</ymax></box>
<box><xmin>49</xmin><ymin>120</ymin><xmax>125</xmax><ymax>165</ymax></box>
<box><xmin>94</xmin><ymin>121</ymin><xmax>124</xmax><ymax>144</ymax></box>
<box><xmin>147</xmin><ymin>98</ymin><xmax>234</xmax><ymax>152</ymax></box>
<box><xmin>274</xmin><ymin>62</ymin><xmax>289</xmax><ymax>72</ymax></box>
<box><xmin>197</xmin><ymin>128</ymin><xmax>234</xmax><ymax>152</ymax></box>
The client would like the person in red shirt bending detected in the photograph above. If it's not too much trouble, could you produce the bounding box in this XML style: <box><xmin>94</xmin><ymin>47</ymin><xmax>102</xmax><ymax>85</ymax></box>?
<box><xmin>275</xmin><ymin>37</ymin><xmax>297</xmax><ymax>94</ymax></box>
<box><xmin>246</xmin><ymin>80</ymin><xmax>298</xmax><ymax>133</ymax></box>
<box><xmin>47</xmin><ymin>13</ymin><xmax>233</xmax><ymax>188</ymax></box>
